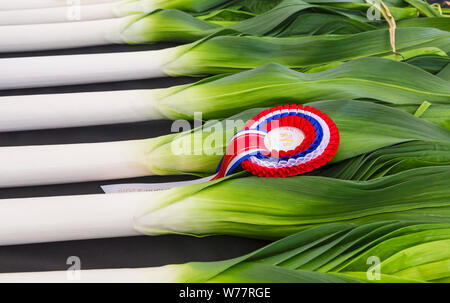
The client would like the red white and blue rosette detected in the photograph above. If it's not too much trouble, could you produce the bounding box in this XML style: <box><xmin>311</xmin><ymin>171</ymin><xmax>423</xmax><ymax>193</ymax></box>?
<box><xmin>212</xmin><ymin>104</ymin><xmax>340</xmax><ymax>179</ymax></box>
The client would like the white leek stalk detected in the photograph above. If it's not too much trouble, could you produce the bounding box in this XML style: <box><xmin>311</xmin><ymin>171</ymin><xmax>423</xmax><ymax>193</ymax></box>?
<box><xmin>0</xmin><ymin>48</ymin><xmax>171</xmax><ymax>88</ymax></box>
<box><xmin>0</xmin><ymin>0</ymin><xmax>116</xmax><ymax>10</ymax></box>
<box><xmin>0</xmin><ymin>267</ymin><xmax>173</xmax><ymax>283</ymax></box>
<box><xmin>0</xmin><ymin>192</ymin><xmax>146</xmax><ymax>245</ymax></box>
<box><xmin>0</xmin><ymin>2</ymin><xmax>121</xmax><ymax>25</ymax></box>
<box><xmin>0</xmin><ymin>18</ymin><xmax>126</xmax><ymax>52</ymax></box>
<box><xmin>0</xmin><ymin>139</ymin><xmax>156</xmax><ymax>187</ymax></box>
<box><xmin>0</xmin><ymin>90</ymin><xmax>164</xmax><ymax>131</ymax></box>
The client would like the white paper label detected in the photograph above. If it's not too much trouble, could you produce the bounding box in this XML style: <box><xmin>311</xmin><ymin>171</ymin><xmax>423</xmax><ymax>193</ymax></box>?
<box><xmin>101</xmin><ymin>176</ymin><xmax>213</xmax><ymax>194</ymax></box>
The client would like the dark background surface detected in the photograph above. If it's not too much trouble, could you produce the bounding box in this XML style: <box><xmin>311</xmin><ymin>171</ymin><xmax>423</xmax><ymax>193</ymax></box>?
<box><xmin>0</xmin><ymin>0</ymin><xmax>447</xmax><ymax>274</ymax></box>
<box><xmin>0</xmin><ymin>42</ymin><xmax>269</xmax><ymax>273</ymax></box>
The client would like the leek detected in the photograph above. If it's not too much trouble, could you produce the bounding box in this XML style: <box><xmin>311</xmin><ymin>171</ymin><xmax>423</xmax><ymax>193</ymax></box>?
<box><xmin>0</xmin><ymin>100</ymin><xmax>448</xmax><ymax>188</ymax></box>
<box><xmin>1</xmin><ymin>58</ymin><xmax>449</xmax><ymax>131</ymax></box>
<box><xmin>0</xmin><ymin>27</ymin><xmax>448</xmax><ymax>88</ymax></box>
<box><xmin>4</xmin><ymin>220</ymin><xmax>446</xmax><ymax>283</ymax></box>
<box><xmin>0</xmin><ymin>167</ymin><xmax>448</xmax><ymax>245</ymax></box>
<box><xmin>0</xmin><ymin>0</ymin><xmax>385</xmax><ymax>52</ymax></box>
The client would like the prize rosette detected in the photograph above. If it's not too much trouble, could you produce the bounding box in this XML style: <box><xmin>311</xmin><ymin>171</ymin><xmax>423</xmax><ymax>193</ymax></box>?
<box><xmin>212</xmin><ymin>104</ymin><xmax>340</xmax><ymax>179</ymax></box>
